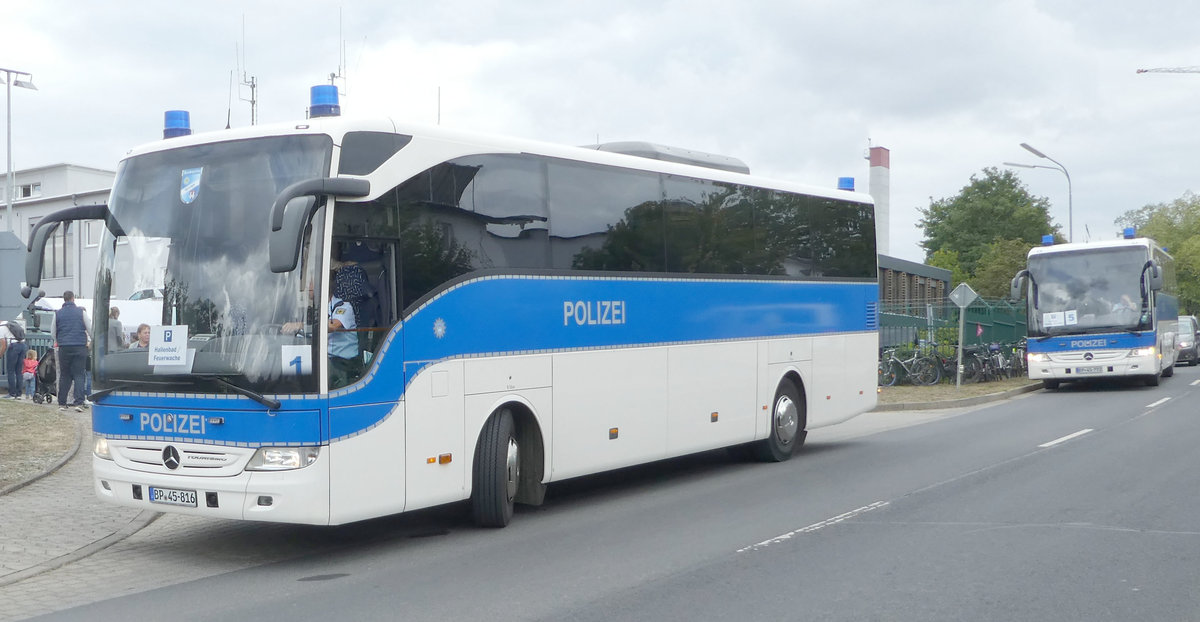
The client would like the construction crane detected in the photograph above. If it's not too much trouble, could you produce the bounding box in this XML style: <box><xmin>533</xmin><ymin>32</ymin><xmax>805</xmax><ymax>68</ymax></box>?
<box><xmin>1137</xmin><ymin>66</ymin><xmax>1200</xmax><ymax>74</ymax></box>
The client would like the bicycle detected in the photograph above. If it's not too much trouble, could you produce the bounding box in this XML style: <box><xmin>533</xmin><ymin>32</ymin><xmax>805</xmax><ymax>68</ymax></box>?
<box><xmin>878</xmin><ymin>347</ymin><xmax>942</xmax><ymax>386</ymax></box>
<box><xmin>1007</xmin><ymin>339</ymin><xmax>1027</xmax><ymax>377</ymax></box>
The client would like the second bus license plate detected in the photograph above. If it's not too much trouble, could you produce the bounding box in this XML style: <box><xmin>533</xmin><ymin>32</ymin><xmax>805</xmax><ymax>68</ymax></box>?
<box><xmin>1075</xmin><ymin>366</ymin><xmax>1102</xmax><ymax>374</ymax></box>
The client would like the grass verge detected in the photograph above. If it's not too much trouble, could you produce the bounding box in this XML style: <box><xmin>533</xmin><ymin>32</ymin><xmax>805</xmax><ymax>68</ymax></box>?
<box><xmin>0</xmin><ymin>399</ymin><xmax>79</xmax><ymax>491</ymax></box>
<box><xmin>877</xmin><ymin>377</ymin><xmax>1040</xmax><ymax>405</ymax></box>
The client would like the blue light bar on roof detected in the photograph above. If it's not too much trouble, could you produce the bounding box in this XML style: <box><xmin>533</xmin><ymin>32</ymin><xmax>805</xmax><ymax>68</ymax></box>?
<box><xmin>837</xmin><ymin>177</ymin><xmax>854</xmax><ymax>191</ymax></box>
<box><xmin>1123</xmin><ymin>227</ymin><xmax>1136</xmax><ymax>239</ymax></box>
<box><xmin>1041</xmin><ymin>234</ymin><xmax>1054</xmax><ymax>246</ymax></box>
<box><xmin>163</xmin><ymin>110</ymin><xmax>191</xmax><ymax>139</ymax></box>
<box><xmin>310</xmin><ymin>85</ymin><xmax>340</xmax><ymax>118</ymax></box>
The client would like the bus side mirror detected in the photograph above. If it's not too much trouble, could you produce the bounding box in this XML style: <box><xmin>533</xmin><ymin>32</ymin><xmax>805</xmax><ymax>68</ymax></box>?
<box><xmin>23</xmin><ymin>204</ymin><xmax>117</xmax><ymax>295</ymax></box>
<box><xmin>1147</xmin><ymin>264</ymin><xmax>1163</xmax><ymax>292</ymax></box>
<box><xmin>1010</xmin><ymin>270</ymin><xmax>1028</xmax><ymax>301</ymax></box>
<box><xmin>268</xmin><ymin>177</ymin><xmax>370</xmax><ymax>273</ymax></box>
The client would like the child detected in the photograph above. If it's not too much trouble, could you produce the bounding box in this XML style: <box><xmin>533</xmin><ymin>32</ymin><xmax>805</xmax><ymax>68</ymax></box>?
<box><xmin>22</xmin><ymin>349</ymin><xmax>38</xmax><ymax>399</ymax></box>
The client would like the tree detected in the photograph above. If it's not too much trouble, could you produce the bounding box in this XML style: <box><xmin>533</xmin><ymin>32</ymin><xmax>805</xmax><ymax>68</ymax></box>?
<box><xmin>919</xmin><ymin>167</ymin><xmax>1062</xmax><ymax>276</ymax></box>
<box><xmin>926</xmin><ymin>248</ymin><xmax>969</xmax><ymax>286</ymax></box>
<box><xmin>971</xmin><ymin>238</ymin><xmax>1034</xmax><ymax>298</ymax></box>
<box><xmin>1116</xmin><ymin>192</ymin><xmax>1200</xmax><ymax>314</ymax></box>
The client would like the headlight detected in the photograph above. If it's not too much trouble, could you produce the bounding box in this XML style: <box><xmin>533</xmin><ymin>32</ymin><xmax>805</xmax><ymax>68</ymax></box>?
<box><xmin>1130</xmin><ymin>346</ymin><xmax>1156</xmax><ymax>357</ymax></box>
<box><xmin>93</xmin><ymin>435</ymin><xmax>112</xmax><ymax>460</ymax></box>
<box><xmin>1027</xmin><ymin>352</ymin><xmax>1050</xmax><ymax>363</ymax></box>
<box><xmin>1180</xmin><ymin>341</ymin><xmax>1193</xmax><ymax>349</ymax></box>
<box><xmin>246</xmin><ymin>446</ymin><xmax>320</xmax><ymax>471</ymax></box>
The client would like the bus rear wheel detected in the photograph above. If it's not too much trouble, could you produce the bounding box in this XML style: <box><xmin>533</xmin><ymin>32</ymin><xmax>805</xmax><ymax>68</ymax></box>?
<box><xmin>752</xmin><ymin>380</ymin><xmax>805</xmax><ymax>462</ymax></box>
<box><xmin>471</xmin><ymin>409</ymin><xmax>520</xmax><ymax>527</ymax></box>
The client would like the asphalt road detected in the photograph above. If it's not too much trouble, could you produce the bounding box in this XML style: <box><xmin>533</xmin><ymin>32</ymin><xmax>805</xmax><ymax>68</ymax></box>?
<box><xmin>22</xmin><ymin>366</ymin><xmax>1200</xmax><ymax>621</ymax></box>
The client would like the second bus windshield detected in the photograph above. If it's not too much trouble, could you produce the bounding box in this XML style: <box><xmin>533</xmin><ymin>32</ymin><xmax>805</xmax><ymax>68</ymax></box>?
<box><xmin>1027</xmin><ymin>246</ymin><xmax>1150</xmax><ymax>335</ymax></box>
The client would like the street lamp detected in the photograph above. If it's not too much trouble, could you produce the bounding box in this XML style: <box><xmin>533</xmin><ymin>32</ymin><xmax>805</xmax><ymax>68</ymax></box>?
<box><xmin>1</xmin><ymin>67</ymin><xmax>37</xmax><ymax>234</ymax></box>
<box><xmin>1004</xmin><ymin>142</ymin><xmax>1072</xmax><ymax>242</ymax></box>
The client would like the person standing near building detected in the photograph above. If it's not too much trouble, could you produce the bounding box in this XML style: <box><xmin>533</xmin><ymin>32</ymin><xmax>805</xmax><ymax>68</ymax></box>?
<box><xmin>52</xmin><ymin>291</ymin><xmax>91</xmax><ymax>412</ymax></box>
<box><xmin>2</xmin><ymin>320</ymin><xmax>29</xmax><ymax>399</ymax></box>
<box><xmin>107</xmin><ymin>306</ymin><xmax>126</xmax><ymax>351</ymax></box>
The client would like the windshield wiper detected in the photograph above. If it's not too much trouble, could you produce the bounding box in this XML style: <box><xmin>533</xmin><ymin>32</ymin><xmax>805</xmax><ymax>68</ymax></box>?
<box><xmin>212</xmin><ymin>376</ymin><xmax>281</xmax><ymax>410</ymax></box>
<box><xmin>88</xmin><ymin>383</ymin><xmax>137</xmax><ymax>401</ymax></box>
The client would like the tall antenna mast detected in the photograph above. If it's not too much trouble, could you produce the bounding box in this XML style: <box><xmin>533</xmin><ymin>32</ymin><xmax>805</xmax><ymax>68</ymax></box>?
<box><xmin>237</xmin><ymin>15</ymin><xmax>258</xmax><ymax>125</ymax></box>
<box><xmin>328</xmin><ymin>8</ymin><xmax>348</xmax><ymax>97</ymax></box>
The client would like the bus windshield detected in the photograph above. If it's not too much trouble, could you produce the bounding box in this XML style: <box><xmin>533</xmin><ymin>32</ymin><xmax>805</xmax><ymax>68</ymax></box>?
<box><xmin>1027</xmin><ymin>246</ymin><xmax>1151</xmax><ymax>336</ymax></box>
<box><xmin>93</xmin><ymin>134</ymin><xmax>333</xmax><ymax>395</ymax></box>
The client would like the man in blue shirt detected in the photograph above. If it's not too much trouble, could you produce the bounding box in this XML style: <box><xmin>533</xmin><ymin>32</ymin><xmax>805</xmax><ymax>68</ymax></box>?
<box><xmin>51</xmin><ymin>291</ymin><xmax>92</xmax><ymax>412</ymax></box>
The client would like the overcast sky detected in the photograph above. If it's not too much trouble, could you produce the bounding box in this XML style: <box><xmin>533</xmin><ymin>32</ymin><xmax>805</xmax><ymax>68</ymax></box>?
<box><xmin>4</xmin><ymin>1</ymin><xmax>1200</xmax><ymax>262</ymax></box>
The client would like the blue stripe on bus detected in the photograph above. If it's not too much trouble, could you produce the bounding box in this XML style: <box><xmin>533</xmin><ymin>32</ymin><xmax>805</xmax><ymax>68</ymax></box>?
<box><xmin>1026</xmin><ymin>331</ymin><xmax>1156</xmax><ymax>354</ymax></box>
<box><xmin>96</xmin><ymin>276</ymin><xmax>877</xmax><ymax>445</ymax></box>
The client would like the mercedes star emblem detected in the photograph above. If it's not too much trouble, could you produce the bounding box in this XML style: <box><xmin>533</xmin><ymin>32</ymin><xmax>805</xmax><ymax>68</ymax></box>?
<box><xmin>162</xmin><ymin>445</ymin><xmax>181</xmax><ymax>470</ymax></box>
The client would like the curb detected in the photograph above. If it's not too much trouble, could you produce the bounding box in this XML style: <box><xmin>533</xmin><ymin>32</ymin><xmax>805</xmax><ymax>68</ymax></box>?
<box><xmin>0</xmin><ymin>408</ymin><xmax>162</xmax><ymax>588</ymax></box>
<box><xmin>871</xmin><ymin>383</ymin><xmax>1043</xmax><ymax>412</ymax></box>
<box><xmin>0</xmin><ymin>510</ymin><xmax>160</xmax><ymax>588</ymax></box>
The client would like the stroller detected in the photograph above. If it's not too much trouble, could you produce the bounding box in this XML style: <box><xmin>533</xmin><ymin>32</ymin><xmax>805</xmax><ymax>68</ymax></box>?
<box><xmin>31</xmin><ymin>349</ymin><xmax>56</xmax><ymax>405</ymax></box>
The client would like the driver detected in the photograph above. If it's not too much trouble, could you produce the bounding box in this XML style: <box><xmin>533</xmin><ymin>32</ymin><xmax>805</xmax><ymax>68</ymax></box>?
<box><xmin>282</xmin><ymin>266</ymin><xmax>362</xmax><ymax>389</ymax></box>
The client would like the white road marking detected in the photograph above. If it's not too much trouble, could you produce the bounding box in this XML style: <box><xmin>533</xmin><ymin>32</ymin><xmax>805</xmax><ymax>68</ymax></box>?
<box><xmin>1146</xmin><ymin>397</ymin><xmax>1171</xmax><ymax>409</ymax></box>
<box><xmin>1038</xmin><ymin>428</ymin><xmax>1094</xmax><ymax>448</ymax></box>
<box><xmin>1190</xmin><ymin>379</ymin><xmax>1200</xmax><ymax>387</ymax></box>
<box><xmin>737</xmin><ymin>501</ymin><xmax>889</xmax><ymax>553</ymax></box>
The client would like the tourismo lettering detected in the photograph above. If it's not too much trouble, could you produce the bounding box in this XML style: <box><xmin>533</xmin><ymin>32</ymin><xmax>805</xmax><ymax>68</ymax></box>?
<box><xmin>563</xmin><ymin>300</ymin><xmax>627</xmax><ymax>326</ymax></box>
<box><xmin>140</xmin><ymin>412</ymin><xmax>207</xmax><ymax>436</ymax></box>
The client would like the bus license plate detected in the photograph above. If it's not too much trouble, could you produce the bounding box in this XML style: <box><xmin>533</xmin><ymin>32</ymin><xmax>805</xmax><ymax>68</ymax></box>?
<box><xmin>1075</xmin><ymin>366</ymin><xmax>1102</xmax><ymax>374</ymax></box>
<box><xmin>149</xmin><ymin>486</ymin><xmax>198</xmax><ymax>507</ymax></box>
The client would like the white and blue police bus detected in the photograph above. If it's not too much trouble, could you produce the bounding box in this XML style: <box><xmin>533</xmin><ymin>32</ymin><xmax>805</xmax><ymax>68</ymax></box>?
<box><xmin>24</xmin><ymin>88</ymin><xmax>879</xmax><ymax>527</ymax></box>
<box><xmin>1012</xmin><ymin>231</ymin><xmax>1179</xmax><ymax>390</ymax></box>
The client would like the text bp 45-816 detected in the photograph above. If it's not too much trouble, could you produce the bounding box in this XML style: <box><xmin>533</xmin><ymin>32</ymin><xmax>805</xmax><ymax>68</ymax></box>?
<box><xmin>149</xmin><ymin>486</ymin><xmax>198</xmax><ymax>507</ymax></box>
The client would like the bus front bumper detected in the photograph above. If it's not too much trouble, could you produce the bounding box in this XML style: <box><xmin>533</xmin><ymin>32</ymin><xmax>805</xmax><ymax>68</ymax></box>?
<box><xmin>1027</xmin><ymin>350</ymin><xmax>1159</xmax><ymax>381</ymax></box>
<box><xmin>93</xmin><ymin>452</ymin><xmax>332</xmax><ymax>525</ymax></box>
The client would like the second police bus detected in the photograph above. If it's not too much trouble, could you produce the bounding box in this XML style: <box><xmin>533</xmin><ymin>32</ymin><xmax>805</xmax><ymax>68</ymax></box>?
<box><xmin>1011</xmin><ymin>230</ymin><xmax>1178</xmax><ymax>390</ymax></box>
<box><xmin>24</xmin><ymin>88</ymin><xmax>879</xmax><ymax>527</ymax></box>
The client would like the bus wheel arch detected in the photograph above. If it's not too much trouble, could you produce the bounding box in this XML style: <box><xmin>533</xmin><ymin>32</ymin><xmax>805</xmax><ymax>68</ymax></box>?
<box><xmin>470</xmin><ymin>402</ymin><xmax>546</xmax><ymax>527</ymax></box>
<box><xmin>752</xmin><ymin>373</ymin><xmax>808</xmax><ymax>462</ymax></box>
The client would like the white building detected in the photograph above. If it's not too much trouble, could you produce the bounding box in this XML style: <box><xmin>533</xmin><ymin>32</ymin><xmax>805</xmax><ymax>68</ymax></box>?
<box><xmin>3</xmin><ymin>163</ymin><xmax>114</xmax><ymax>298</ymax></box>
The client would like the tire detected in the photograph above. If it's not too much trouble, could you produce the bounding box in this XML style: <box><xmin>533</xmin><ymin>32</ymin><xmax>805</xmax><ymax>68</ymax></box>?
<box><xmin>1162</xmin><ymin>364</ymin><xmax>1175</xmax><ymax>378</ymax></box>
<box><xmin>878</xmin><ymin>361</ymin><xmax>898</xmax><ymax>387</ymax></box>
<box><xmin>752</xmin><ymin>380</ymin><xmax>805</xmax><ymax>462</ymax></box>
<box><xmin>1145</xmin><ymin>373</ymin><xmax>1160</xmax><ymax>387</ymax></box>
<box><xmin>1042</xmin><ymin>379</ymin><xmax>1060</xmax><ymax>390</ymax></box>
<box><xmin>912</xmin><ymin>357</ymin><xmax>941</xmax><ymax>386</ymax></box>
<box><xmin>963</xmin><ymin>355</ymin><xmax>984</xmax><ymax>383</ymax></box>
<box><xmin>471</xmin><ymin>409</ymin><xmax>520</xmax><ymax>527</ymax></box>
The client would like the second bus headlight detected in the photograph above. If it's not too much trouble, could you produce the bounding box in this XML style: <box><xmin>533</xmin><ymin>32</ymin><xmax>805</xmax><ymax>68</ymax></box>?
<box><xmin>246</xmin><ymin>447</ymin><xmax>321</xmax><ymax>471</ymax></box>
<box><xmin>1130</xmin><ymin>346</ymin><xmax>1156</xmax><ymax>358</ymax></box>
<box><xmin>1027</xmin><ymin>352</ymin><xmax>1050</xmax><ymax>363</ymax></box>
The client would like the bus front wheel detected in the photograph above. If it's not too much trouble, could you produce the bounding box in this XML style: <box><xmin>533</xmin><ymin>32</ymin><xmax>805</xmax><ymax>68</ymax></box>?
<box><xmin>471</xmin><ymin>408</ymin><xmax>520</xmax><ymax>527</ymax></box>
<box><xmin>752</xmin><ymin>380</ymin><xmax>806</xmax><ymax>462</ymax></box>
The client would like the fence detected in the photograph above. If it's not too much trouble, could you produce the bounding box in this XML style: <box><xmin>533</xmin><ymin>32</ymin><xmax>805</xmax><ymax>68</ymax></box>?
<box><xmin>880</xmin><ymin>298</ymin><xmax>1027</xmax><ymax>351</ymax></box>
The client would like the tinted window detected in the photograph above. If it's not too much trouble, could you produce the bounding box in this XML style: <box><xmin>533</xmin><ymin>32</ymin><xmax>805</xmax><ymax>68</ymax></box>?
<box><xmin>385</xmin><ymin>154</ymin><xmax>552</xmax><ymax>308</ymax></box>
<box><xmin>339</xmin><ymin>132</ymin><xmax>412</xmax><ymax>175</ymax></box>
<box><xmin>379</xmin><ymin>152</ymin><xmax>877</xmax><ymax>310</ymax></box>
<box><xmin>550</xmin><ymin>161</ymin><xmax>663</xmax><ymax>271</ymax></box>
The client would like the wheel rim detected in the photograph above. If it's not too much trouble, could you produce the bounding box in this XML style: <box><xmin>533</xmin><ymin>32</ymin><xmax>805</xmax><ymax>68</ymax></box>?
<box><xmin>773</xmin><ymin>394</ymin><xmax>799</xmax><ymax>447</ymax></box>
<box><xmin>505</xmin><ymin>436</ymin><xmax>520</xmax><ymax>503</ymax></box>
